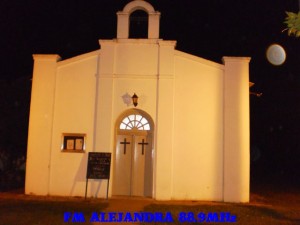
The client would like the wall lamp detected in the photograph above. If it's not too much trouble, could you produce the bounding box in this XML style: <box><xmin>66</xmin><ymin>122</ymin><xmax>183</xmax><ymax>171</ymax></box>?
<box><xmin>132</xmin><ymin>93</ymin><xmax>138</xmax><ymax>107</ymax></box>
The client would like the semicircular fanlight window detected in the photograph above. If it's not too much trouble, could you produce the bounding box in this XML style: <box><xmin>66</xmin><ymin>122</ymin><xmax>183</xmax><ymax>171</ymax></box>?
<box><xmin>120</xmin><ymin>114</ymin><xmax>150</xmax><ymax>130</ymax></box>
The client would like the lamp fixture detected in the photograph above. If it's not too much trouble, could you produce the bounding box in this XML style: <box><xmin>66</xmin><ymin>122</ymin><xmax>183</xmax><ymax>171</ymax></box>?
<box><xmin>132</xmin><ymin>93</ymin><xmax>138</xmax><ymax>107</ymax></box>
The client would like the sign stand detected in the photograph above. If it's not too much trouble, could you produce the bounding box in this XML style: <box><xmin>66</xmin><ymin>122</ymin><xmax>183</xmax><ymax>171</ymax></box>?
<box><xmin>85</xmin><ymin>178</ymin><xmax>88</xmax><ymax>199</ymax></box>
<box><xmin>85</xmin><ymin>152</ymin><xmax>111</xmax><ymax>200</ymax></box>
<box><xmin>106</xmin><ymin>179</ymin><xmax>109</xmax><ymax>200</ymax></box>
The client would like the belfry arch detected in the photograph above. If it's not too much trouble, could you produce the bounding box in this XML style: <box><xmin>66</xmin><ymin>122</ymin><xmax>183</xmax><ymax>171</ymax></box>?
<box><xmin>129</xmin><ymin>10</ymin><xmax>148</xmax><ymax>38</ymax></box>
<box><xmin>117</xmin><ymin>0</ymin><xmax>160</xmax><ymax>39</ymax></box>
<box><xmin>113</xmin><ymin>109</ymin><xmax>154</xmax><ymax>197</ymax></box>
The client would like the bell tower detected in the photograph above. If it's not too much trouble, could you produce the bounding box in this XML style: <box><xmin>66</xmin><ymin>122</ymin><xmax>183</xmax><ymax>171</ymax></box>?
<box><xmin>116</xmin><ymin>0</ymin><xmax>161</xmax><ymax>39</ymax></box>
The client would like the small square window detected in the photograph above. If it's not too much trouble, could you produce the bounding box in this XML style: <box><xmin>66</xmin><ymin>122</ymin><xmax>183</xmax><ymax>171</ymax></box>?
<box><xmin>62</xmin><ymin>134</ymin><xmax>86</xmax><ymax>153</ymax></box>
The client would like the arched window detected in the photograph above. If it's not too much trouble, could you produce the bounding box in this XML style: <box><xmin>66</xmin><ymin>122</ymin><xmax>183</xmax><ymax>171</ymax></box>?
<box><xmin>120</xmin><ymin>114</ymin><xmax>150</xmax><ymax>130</ymax></box>
<box><xmin>129</xmin><ymin>10</ymin><xmax>148</xmax><ymax>38</ymax></box>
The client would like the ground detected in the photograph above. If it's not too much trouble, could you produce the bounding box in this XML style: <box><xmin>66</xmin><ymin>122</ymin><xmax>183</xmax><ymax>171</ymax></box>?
<box><xmin>0</xmin><ymin>183</ymin><xmax>299</xmax><ymax>225</ymax></box>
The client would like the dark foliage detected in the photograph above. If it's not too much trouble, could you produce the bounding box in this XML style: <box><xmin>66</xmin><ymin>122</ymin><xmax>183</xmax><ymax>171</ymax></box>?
<box><xmin>0</xmin><ymin>77</ymin><xmax>31</xmax><ymax>191</ymax></box>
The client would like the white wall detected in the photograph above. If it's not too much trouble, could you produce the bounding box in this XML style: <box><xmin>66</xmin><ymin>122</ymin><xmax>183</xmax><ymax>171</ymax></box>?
<box><xmin>25</xmin><ymin>55</ymin><xmax>60</xmax><ymax>195</ymax></box>
<box><xmin>172</xmin><ymin>51</ymin><xmax>224</xmax><ymax>200</ymax></box>
<box><xmin>112</xmin><ymin>39</ymin><xmax>160</xmax><ymax>121</ymax></box>
<box><xmin>114</xmin><ymin>39</ymin><xmax>159</xmax><ymax>76</ymax></box>
<box><xmin>223</xmin><ymin>57</ymin><xmax>250</xmax><ymax>203</ymax></box>
<box><xmin>48</xmin><ymin>52</ymin><xmax>99</xmax><ymax>196</ymax></box>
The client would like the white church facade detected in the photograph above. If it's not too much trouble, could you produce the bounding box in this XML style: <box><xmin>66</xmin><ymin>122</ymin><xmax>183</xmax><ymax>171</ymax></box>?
<box><xmin>25</xmin><ymin>0</ymin><xmax>251</xmax><ymax>202</ymax></box>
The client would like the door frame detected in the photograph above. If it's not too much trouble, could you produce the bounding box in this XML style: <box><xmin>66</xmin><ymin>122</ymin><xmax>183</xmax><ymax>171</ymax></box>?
<box><xmin>113</xmin><ymin>109</ymin><xmax>154</xmax><ymax>197</ymax></box>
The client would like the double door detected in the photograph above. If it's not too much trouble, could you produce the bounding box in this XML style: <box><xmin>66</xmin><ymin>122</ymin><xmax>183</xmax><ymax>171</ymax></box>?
<box><xmin>113</xmin><ymin>134</ymin><xmax>152</xmax><ymax>197</ymax></box>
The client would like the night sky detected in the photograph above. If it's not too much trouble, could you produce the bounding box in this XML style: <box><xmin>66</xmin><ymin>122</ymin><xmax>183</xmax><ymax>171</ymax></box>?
<box><xmin>0</xmin><ymin>0</ymin><xmax>299</xmax><ymax>187</ymax></box>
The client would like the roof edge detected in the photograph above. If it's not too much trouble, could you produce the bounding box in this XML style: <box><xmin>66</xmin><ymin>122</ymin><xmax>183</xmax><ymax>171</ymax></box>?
<box><xmin>57</xmin><ymin>50</ymin><xmax>100</xmax><ymax>67</ymax></box>
<box><xmin>174</xmin><ymin>50</ymin><xmax>224</xmax><ymax>70</ymax></box>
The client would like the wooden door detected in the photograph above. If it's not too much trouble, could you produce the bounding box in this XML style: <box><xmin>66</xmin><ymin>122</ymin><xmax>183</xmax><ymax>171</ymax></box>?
<box><xmin>113</xmin><ymin>134</ymin><xmax>151</xmax><ymax>197</ymax></box>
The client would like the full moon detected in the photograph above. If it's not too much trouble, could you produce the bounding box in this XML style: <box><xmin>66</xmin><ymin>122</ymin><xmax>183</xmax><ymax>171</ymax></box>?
<box><xmin>266</xmin><ymin>44</ymin><xmax>286</xmax><ymax>66</ymax></box>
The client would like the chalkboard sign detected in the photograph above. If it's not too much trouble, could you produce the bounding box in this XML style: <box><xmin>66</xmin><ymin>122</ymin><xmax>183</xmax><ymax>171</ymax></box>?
<box><xmin>86</xmin><ymin>152</ymin><xmax>111</xmax><ymax>179</ymax></box>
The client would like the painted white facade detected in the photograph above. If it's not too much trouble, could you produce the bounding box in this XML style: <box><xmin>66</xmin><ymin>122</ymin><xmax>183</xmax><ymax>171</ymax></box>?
<box><xmin>25</xmin><ymin>0</ymin><xmax>250</xmax><ymax>202</ymax></box>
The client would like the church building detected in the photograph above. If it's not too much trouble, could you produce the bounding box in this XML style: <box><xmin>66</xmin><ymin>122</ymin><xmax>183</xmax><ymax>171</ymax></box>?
<box><xmin>25</xmin><ymin>0</ymin><xmax>251</xmax><ymax>202</ymax></box>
